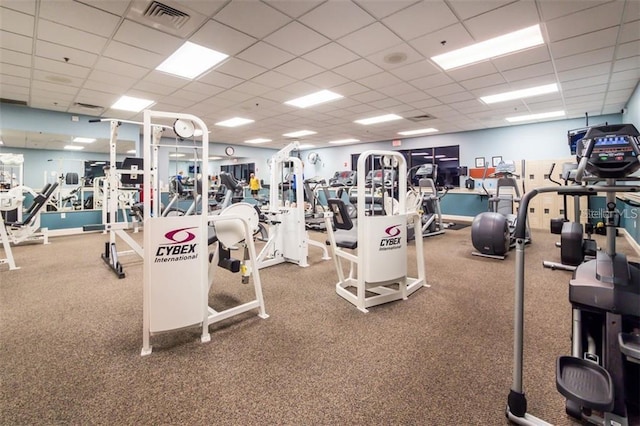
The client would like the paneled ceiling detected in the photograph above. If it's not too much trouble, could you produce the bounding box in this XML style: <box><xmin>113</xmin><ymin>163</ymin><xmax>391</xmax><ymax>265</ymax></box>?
<box><xmin>0</xmin><ymin>0</ymin><xmax>638</xmax><ymax>153</ymax></box>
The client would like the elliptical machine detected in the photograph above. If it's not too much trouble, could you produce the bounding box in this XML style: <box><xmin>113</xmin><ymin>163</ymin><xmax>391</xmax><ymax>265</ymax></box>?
<box><xmin>471</xmin><ymin>160</ymin><xmax>530</xmax><ymax>259</ymax></box>
<box><xmin>507</xmin><ymin>123</ymin><xmax>640</xmax><ymax>426</ymax></box>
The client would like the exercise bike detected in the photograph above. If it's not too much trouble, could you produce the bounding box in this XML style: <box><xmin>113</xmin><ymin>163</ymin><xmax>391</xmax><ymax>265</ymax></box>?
<box><xmin>471</xmin><ymin>160</ymin><xmax>530</xmax><ymax>259</ymax></box>
<box><xmin>507</xmin><ymin>123</ymin><xmax>640</xmax><ymax>426</ymax></box>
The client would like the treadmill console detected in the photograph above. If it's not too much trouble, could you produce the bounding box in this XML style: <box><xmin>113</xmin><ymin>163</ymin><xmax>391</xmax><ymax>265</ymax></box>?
<box><xmin>578</xmin><ymin>123</ymin><xmax>640</xmax><ymax>178</ymax></box>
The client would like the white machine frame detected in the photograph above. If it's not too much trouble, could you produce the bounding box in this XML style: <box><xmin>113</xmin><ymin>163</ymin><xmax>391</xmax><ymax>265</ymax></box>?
<box><xmin>256</xmin><ymin>141</ymin><xmax>329</xmax><ymax>269</ymax></box>
<box><xmin>324</xmin><ymin>150</ymin><xmax>428</xmax><ymax>312</ymax></box>
<box><xmin>141</xmin><ymin>110</ymin><xmax>268</xmax><ymax>356</ymax></box>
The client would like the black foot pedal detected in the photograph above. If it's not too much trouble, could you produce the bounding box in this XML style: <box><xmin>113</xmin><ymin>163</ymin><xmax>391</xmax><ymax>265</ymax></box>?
<box><xmin>556</xmin><ymin>356</ymin><xmax>614</xmax><ymax>412</ymax></box>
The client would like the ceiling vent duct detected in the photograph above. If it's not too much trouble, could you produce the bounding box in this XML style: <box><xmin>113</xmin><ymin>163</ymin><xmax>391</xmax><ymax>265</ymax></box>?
<box><xmin>407</xmin><ymin>114</ymin><xmax>436</xmax><ymax>122</ymax></box>
<box><xmin>143</xmin><ymin>1</ymin><xmax>190</xmax><ymax>29</ymax></box>
<box><xmin>128</xmin><ymin>0</ymin><xmax>206</xmax><ymax>37</ymax></box>
<box><xmin>74</xmin><ymin>102</ymin><xmax>103</xmax><ymax>110</ymax></box>
<box><xmin>0</xmin><ymin>98</ymin><xmax>28</xmax><ymax>106</ymax></box>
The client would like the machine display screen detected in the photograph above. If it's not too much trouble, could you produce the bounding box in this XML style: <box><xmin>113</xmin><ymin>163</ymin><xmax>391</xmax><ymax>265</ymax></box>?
<box><xmin>594</xmin><ymin>136</ymin><xmax>628</xmax><ymax>146</ymax></box>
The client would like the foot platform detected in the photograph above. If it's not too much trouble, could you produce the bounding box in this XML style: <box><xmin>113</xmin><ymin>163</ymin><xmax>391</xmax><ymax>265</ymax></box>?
<box><xmin>556</xmin><ymin>356</ymin><xmax>614</xmax><ymax>413</ymax></box>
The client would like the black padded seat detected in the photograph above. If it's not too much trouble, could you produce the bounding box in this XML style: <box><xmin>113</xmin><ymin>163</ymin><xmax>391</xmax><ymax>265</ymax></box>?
<box><xmin>326</xmin><ymin>198</ymin><xmax>358</xmax><ymax>249</ymax></box>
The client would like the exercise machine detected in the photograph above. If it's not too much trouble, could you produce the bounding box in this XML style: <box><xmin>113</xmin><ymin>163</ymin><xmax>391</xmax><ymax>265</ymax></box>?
<box><xmin>471</xmin><ymin>160</ymin><xmax>530</xmax><ymax>259</ymax></box>
<box><xmin>323</xmin><ymin>150</ymin><xmax>428</xmax><ymax>312</ymax></box>
<box><xmin>141</xmin><ymin>110</ymin><xmax>268</xmax><ymax>356</ymax></box>
<box><xmin>256</xmin><ymin>141</ymin><xmax>330</xmax><ymax>269</ymax></box>
<box><xmin>0</xmin><ymin>182</ymin><xmax>58</xmax><ymax>270</ymax></box>
<box><xmin>506</xmin><ymin>123</ymin><xmax>640</xmax><ymax>426</ymax></box>
<box><xmin>543</xmin><ymin>161</ymin><xmax>597</xmax><ymax>271</ymax></box>
<box><xmin>410</xmin><ymin>164</ymin><xmax>451</xmax><ymax>237</ymax></box>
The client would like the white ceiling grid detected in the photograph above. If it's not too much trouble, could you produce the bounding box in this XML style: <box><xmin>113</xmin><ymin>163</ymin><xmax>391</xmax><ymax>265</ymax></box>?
<box><xmin>0</xmin><ymin>0</ymin><xmax>637</xmax><ymax>153</ymax></box>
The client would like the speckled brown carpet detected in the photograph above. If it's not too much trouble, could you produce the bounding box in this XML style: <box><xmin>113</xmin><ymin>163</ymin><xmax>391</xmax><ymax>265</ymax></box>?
<box><xmin>1</xmin><ymin>226</ymin><xmax>638</xmax><ymax>425</ymax></box>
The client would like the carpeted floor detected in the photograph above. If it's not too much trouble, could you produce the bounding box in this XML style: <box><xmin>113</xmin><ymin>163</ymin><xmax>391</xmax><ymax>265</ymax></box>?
<box><xmin>1</xmin><ymin>226</ymin><xmax>638</xmax><ymax>425</ymax></box>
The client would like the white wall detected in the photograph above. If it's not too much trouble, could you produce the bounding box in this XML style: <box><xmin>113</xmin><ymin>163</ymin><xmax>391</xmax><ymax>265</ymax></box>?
<box><xmin>301</xmin><ymin>114</ymin><xmax>622</xmax><ymax>184</ymax></box>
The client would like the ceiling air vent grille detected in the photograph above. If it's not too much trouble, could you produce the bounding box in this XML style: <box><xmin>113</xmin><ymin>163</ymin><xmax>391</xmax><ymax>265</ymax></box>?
<box><xmin>407</xmin><ymin>114</ymin><xmax>436</xmax><ymax>122</ymax></box>
<box><xmin>143</xmin><ymin>1</ymin><xmax>190</xmax><ymax>29</ymax></box>
<box><xmin>74</xmin><ymin>102</ymin><xmax>103</xmax><ymax>110</ymax></box>
<box><xmin>0</xmin><ymin>98</ymin><xmax>28</xmax><ymax>106</ymax></box>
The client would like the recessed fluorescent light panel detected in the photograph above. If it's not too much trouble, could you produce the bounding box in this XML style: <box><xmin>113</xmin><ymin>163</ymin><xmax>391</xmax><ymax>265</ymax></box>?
<box><xmin>169</xmin><ymin>153</ymin><xmax>186</xmax><ymax>158</ymax></box>
<box><xmin>156</xmin><ymin>41</ymin><xmax>229</xmax><ymax>79</ymax></box>
<box><xmin>506</xmin><ymin>110</ymin><xmax>565</xmax><ymax>123</ymax></box>
<box><xmin>64</xmin><ymin>145</ymin><xmax>84</xmax><ymax>151</ymax></box>
<box><xmin>298</xmin><ymin>144</ymin><xmax>315</xmax><ymax>150</ymax></box>
<box><xmin>398</xmin><ymin>128</ymin><xmax>438</xmax><ymax>136</ymax></box>
<box><xmin>329</xmin><ymin>138</ymin><xmax>360</xmax><ymax>144</ymax></box>
<box><xmin>209</xmin><ymin>156</ymin><xmax>222</xmax><ymax>160</ymax></box>
<box><xmin>215</xmin><ymin>117</ymin><xmax>254</xmax><ymax>127</ymax></box>
<box><xmin>354</xmin><ymin>114</ymin><xmax>402</xmax><ymax>125</ymax></box>
<box><xmin>431</xmin><ymin>25</ymin><xmax>544</xmax><ymax>70</ymax></box>
<box><xmin>73</xmin><ymin>137</ymin><xmax>96</xmax><ymax>143</ymax></box>
<box><xmin>111</xmin><ymin>95</ymin><xmax>154</xmax><ymax>112</ymax></box>
<box><xmin>245</xmin><ymin>138</ymin><xmax>272</xmax><ymax>144</ymax></box>
<box><xmin>126</xmin><ymin>150</ymin><xmax>136</xmax><ymax>154</ymax></box>
<box><xmin>285</xmin><ymin>90</ymin><xmax>343</xmax><ymax>108</ymax></box>
<box><xmin>283</xmin><ymin>130</ymin><xmax>316</xmax><ymax>138</ymax></box>
<box><xmin>480</xmin><ymin>83</ymin><xmax>559</xmax><ymax>104</ymax></box>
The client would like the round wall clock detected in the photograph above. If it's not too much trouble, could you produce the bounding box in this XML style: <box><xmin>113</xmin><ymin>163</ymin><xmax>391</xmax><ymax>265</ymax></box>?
<box><xmin>225</xmin><ymin>146</ymin><xmax>235</xmax><ymax>156</ymax></box>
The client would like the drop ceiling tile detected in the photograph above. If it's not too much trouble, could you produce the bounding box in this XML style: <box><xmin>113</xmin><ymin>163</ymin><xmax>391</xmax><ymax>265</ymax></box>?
<box><xmin>94</xmin><ymin>56</ymin><xmax>149</xmax><ymax>79</ymax></box>
<box><xmin>304</xmin><ymin>71</ymin><xmax>349</xmax><ymax>89</ymax></box>
<box><xmin>558</xmin><ymin>62</ymin><xmax>611</xmax><ymax>82</ymax></box>
<box><xmin>358</xmin><ymin>71</ymin><xmax>403</xmax><ymax>90</ymax></box>
<box><xmin>197</xmin><ymin>71</ymin><xmax>243</xmax><ymax>89</ymax></box>
<box><xmin>547</xmin><ymin>2</ymin><xmax>625</xmax><ymax>43</ymax></box>
<box><xmin>550</xmin><ymin>27</ymin><xmax>619</xmax><ymax>59</ymax></box>
<box><xmin>0</xmin><ymin>48</ymin><xmax>31</xmax><ymax>67</ymax></box>
<box><xmin>33</xmin><ymin>57</ymin><xmax>89</xmax><ymax>79</ymax></box>
<box><xmin>39</xmin><ymin>0</ymin><xmax>120</xmax><ymax>37</ymax></box>
<box><xmin>503</xmin><ymin>62</ymin><xmax>555</xmax><ymax>82</ymax></box>
<box><xmin>237</xmin><ymin>41</ymin><xmax>295</xmax><ymax>69</ymax></box>
<box><xmin>263</xmin><ymin>0</ymin><xmax>323</xmax><ymax>18</ymax></box>
<box><xmin>538</xmin><ymin>0</ymin><xmax>605</xmax><ymax>21</ymax></box>
<box><xmin>34</xmin><ymin>40</ymin><xmax>97</xmax><ymax>67</ymax></box>
<box><xmin>338</xmin><ymin>22</ymin><xmax>403</xmax><ymax>57</ymax></box>
<box><xmin>426</xmin><ymin>83</ymin><xmax>465</xmax><ymax>98</ymax></box>
<box><xmin>388</xmin><ymin>60</ymin><xmax>440</xmax><ymax>81</ymax></box>
<box><xmin>0</xmin><ymin>7</ymin><xmax>34</xmax><ymax>36</ymax></box>
<box><xmin>251</xmin><ymin>71</ymin><xmax>297</xmax><ymax>89</ymax></box>
<box><xmin>610</xmin><ymin>68</ymin><xmax>640</xmax><ymax>82</ymax></box>
<box><xmin>103</xmin><ymin>41</ymin><xmax>164</xmax><ymax>69</ymax></box>
<box><xmin>333</xmin><ymin>59</ymin><xmax>383</xmax><ymax>80</ymax></box>
<box><xmin>298</xmin><ymin>1</ymin><xmax>375</xmax><ymax>40</ymax></box>
<box><xmin>37</xmin><ymin>19</ymin><xmax>107</xmax><ymax>53</ymax></box>
<box><xmin>606</xmin><ymin>88</ymin><xmax>633</xmax><ymax>103</ymax></box>
<box><xmin>132</xmin><ymin>80</ymin><xmax>179</xmax><ymax>96</ymax></box>
<box><xmin>447</xmin><ymin>0</ymin><xmax>513</xmax><ymax>20</ymax></box>
<box><xmin>620</xmin><ymin>20</ymin><xmax>640</xmax><ymax>44</ymax></box>
<box><xmin>353</xmin><ymin>0</ymin><xmax>417</xmax><ymax>19</ymax></box>
<box><xmin>29</xmin><ymin>98</ymin><xmax>70</xmax><ymax>112</ymax></box>
<box><xmin>564</xmin><ymin>93</ymin><xmax>605</xmax><ymax>105</ymax></box>
<box><xmin>213</xmin><ymin>1</ymin><xmax>291</xmax><ymax>39</ymax></box>
<box><xmin>609</xmin><ymin>79</ymin><xmax>638</xmax><ymax>91</ymax></box>
<box><xmin>554</xmin><ymin>47</ymin><xmax>615</xmax><ymax>72</ymax></box>
<box><xmin>233</xmin><ymin>81</ymin><xmax>273</xmax><ymax>96</ymax></box>
<box><xmin>366</xmin><ymin>43</ymin><xmax>424</xmax><ymax>71</ymax></box>
<box><xmin>75</xmin><ymin>89</ymin><xmax>119</xmax><ymax>106</ymax></box>
<box><xmin>31</xmin><ymin>80</ymin><xmax>79</xmax><ymax>95</ymax></box>
<box><xmin>332</xmin><ymin>81</ymin><xmax>372</xmax><ymax>97</ymax></box>
<box><xmin>476</xmin><ymin>7</ymin><xmax>541</xmax><ymax>40</ymax></box>
<box><xmin>393</xmin><ymin>90</ymin><xmax>429</xmax><ymax>103</ymax></box>
<box><xmin>0</xmin><ymin>63</ymin><xmax>29</xmax><ymax>78</ymax></box>
<box><xmin>460</xmin><ymin>73</ymin><xmax>507</xmax><ymax>91</ymax></box>
<box><xmin>1</xmin><ymin>0</ymin><xmax>35</xmax><ymax>15</ymax></box>
<box><xmin>273</xmin><ymin>58</ymin><xmax>324</xmax><ymax>80</ymax></box>
<box><xmin>409</xmin><ymin>23</ymin><xmax>474</xmax><ymax>59</ymax></box>
<box><xmin>303</xmin><ymin>43</ymin><xmax>360</xmax><ymax>69</ymax></box>
<box><xmin>217</xmin><ymin>58</ymin><xmax>267</xmax><ymax>80</ymax></box>
<box><xmin>377</xmin><ymin>82</ymin><xmax>416</xmax><ymax>97</ymax></box>
<box><xmin>447</xmin><ymin>61</ymin><xmax>498</xmax><ymax>82</ymax></box>
<box><xmin>560</xmin><ymin>75</ymin><xmax>610</xmax><ymax>90</ymax></box>
<box><xmin>410</xmin><ymin>73</ymin><xmax>453</xmax><ymax>90</ymax></box>
<box><xmin>190</xmin><ymin>19</ymin><xmax>257</xmax><ymax>56</ymax></box>
<box><xmin>382</xmin><ymin>1</ymin><xmax>457</xmax><ymax>41</ymax></box>
<box><xmin>0</xmin><ymin>30</ymin><xmax>32</xmax><ymax>54</ymax></box>
<box><xmin>491</xmin><ymin>46</ymin><xmax>551</xmax><ymax>72</ymax></box>
<box><xmin>352</xmin><ymin>91</ymin><xmax>387</xmax><ymax>103</ymax></box>
<box><xmin>369</xmin><ymin>97</ymin><xmax>403</xmax><ymax>109</ymax></box>
<box><xmin>0</xmin><ymin>86</ymin><xmax>29</xmax><ymax>100</ymax></box>
<box><xmin>76</xmin><ymin>0</ymin><xmax>130</xmax><ymax>15</ymax></box>
<box><xmin>112</xmin><ymin>20</ymin><xmax>182</xmax><ymax>56</ymax></box>
<box><xmin>616</xmin><ymin>41</ymin><xmax>640</xmax><ymax>60</ymax></box>
<box><xmin>449</xmin><ymin>99</ymin><xmax>487</xmax><ymax>113</ymax></box>
<box><xmin>265</xmin><ymin>21</ymin><xmax>329</xmax><ymax>56</ymax></box>
<box><xmin>0</xmin><ymin>74</ymin><xmax>29</xmax><ymax>87</ymax></box>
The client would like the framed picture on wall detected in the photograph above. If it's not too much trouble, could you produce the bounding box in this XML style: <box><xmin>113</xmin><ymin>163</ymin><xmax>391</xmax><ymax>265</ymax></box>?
<box><xmin>475</xmin><ymin>157</ymin><xmax>485</xmax><ymax>168</ymax></box>
<box><xmin>492</xmin><ymin>156</ymin><xmax>503</xmax><ymax>167</ymax></box>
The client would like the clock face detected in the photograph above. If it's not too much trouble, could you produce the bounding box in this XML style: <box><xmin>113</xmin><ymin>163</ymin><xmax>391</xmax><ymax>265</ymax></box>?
<box><xmin>173</xmin><ymin>119</ymin><xmax>195</xmax><ymax>138</ymax></box>
<box><xmin>225</xmin><ymin>146</ymin><xmax>235</xmax><ymax>156</ymax></box>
